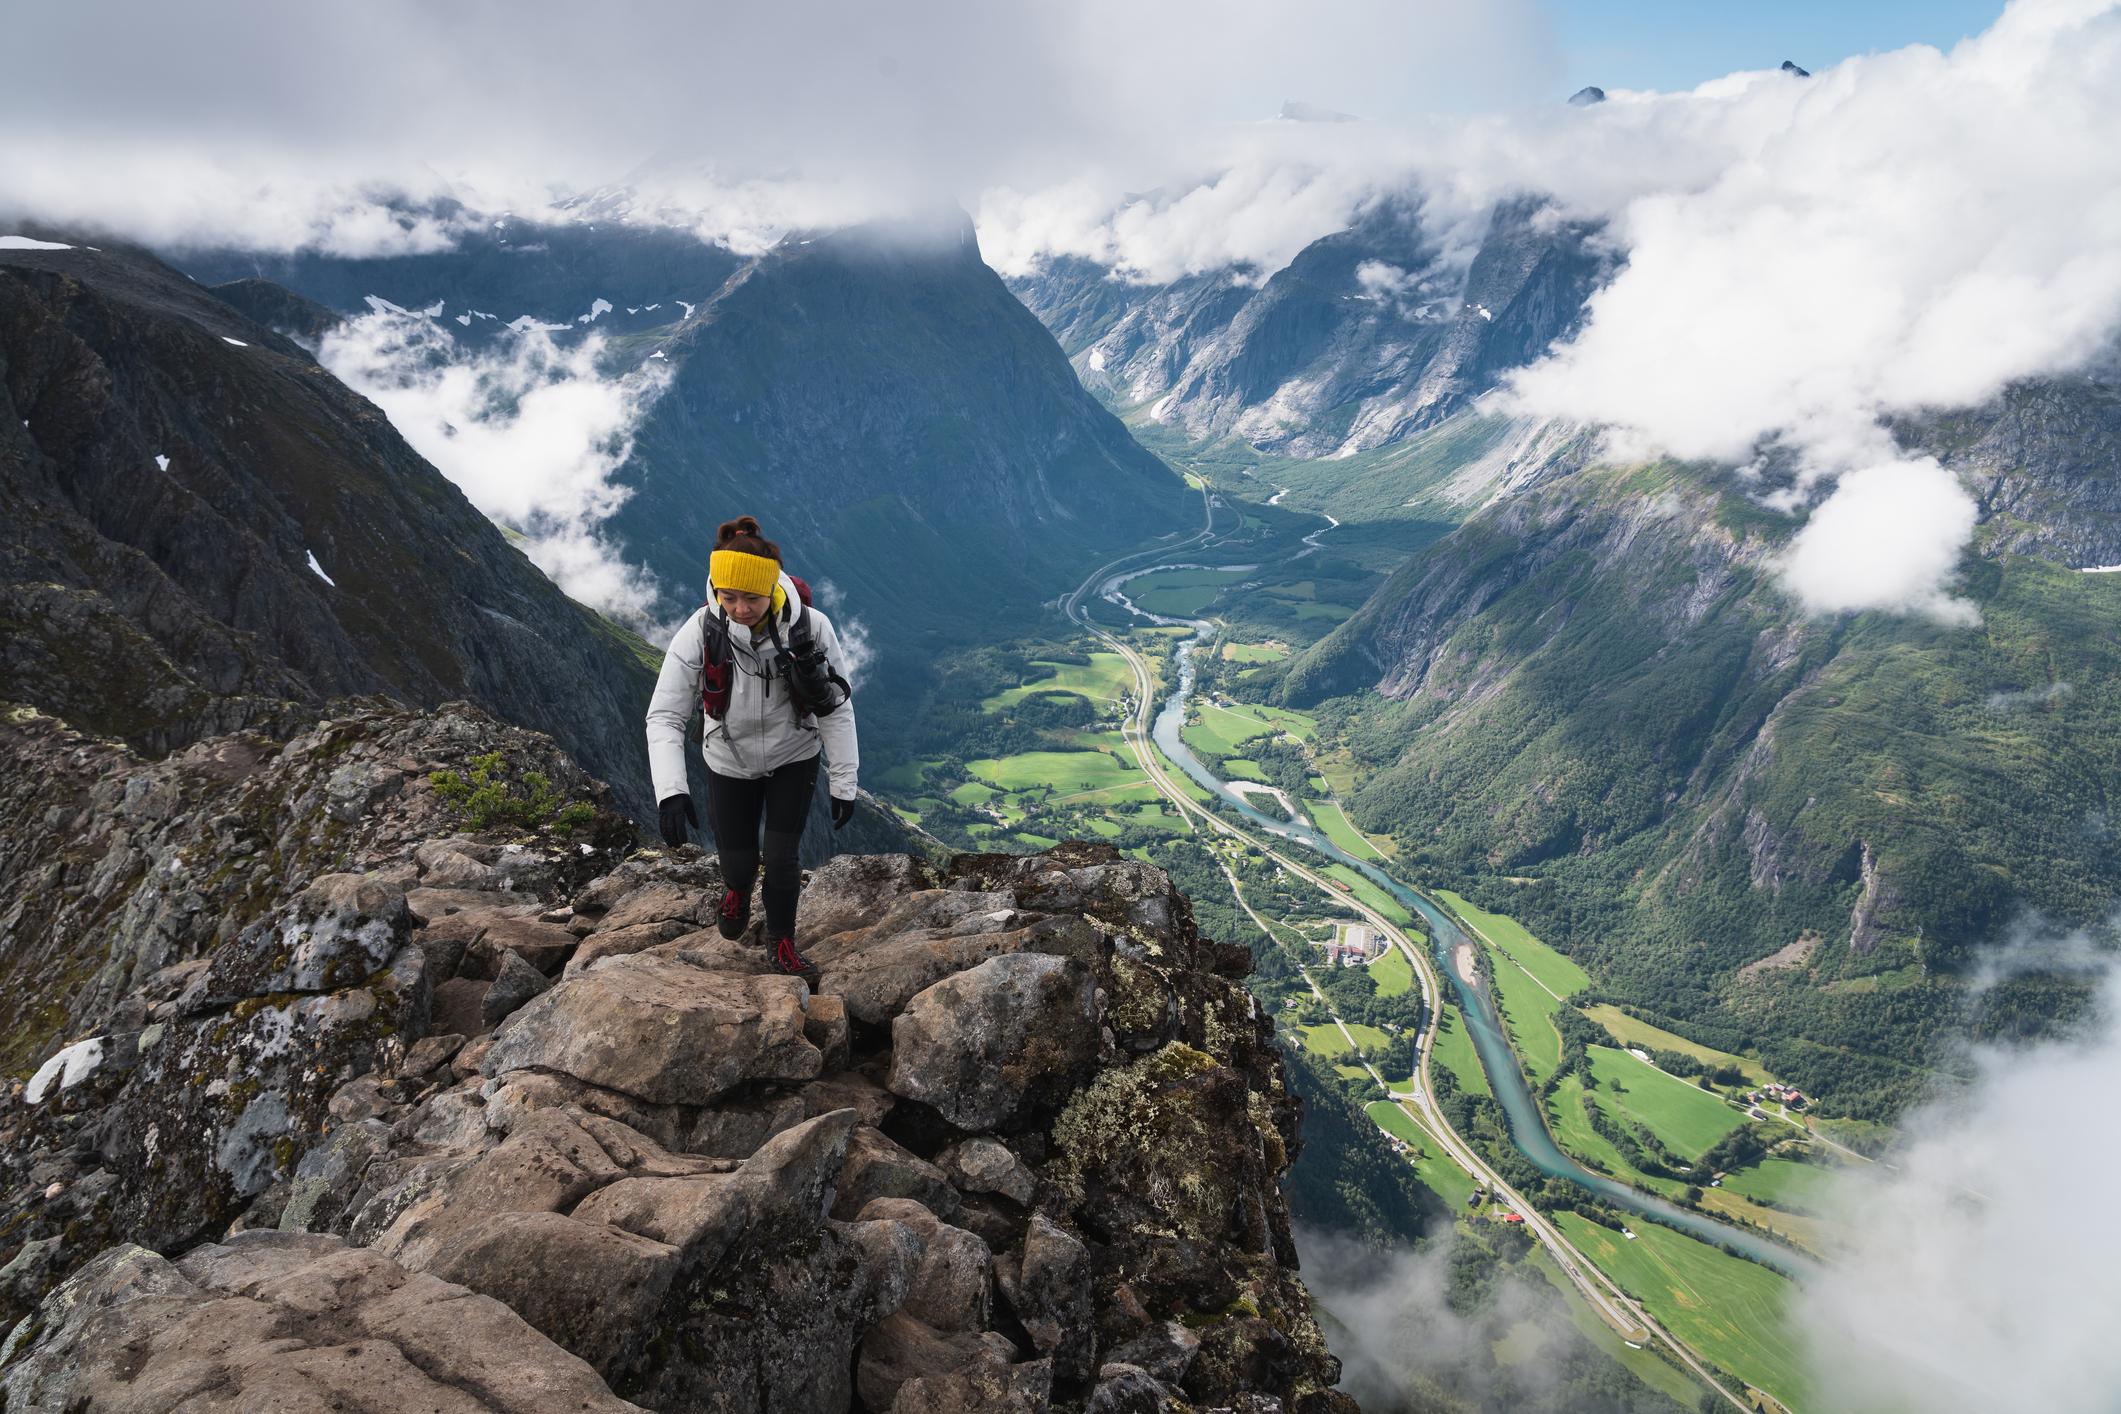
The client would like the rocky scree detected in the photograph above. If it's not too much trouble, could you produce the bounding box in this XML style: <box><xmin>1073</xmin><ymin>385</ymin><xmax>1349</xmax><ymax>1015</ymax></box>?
<box><xmin>1</xmin><ymin>706</ymin><xmax>1351</xmax><ymax>1413</ymax></box>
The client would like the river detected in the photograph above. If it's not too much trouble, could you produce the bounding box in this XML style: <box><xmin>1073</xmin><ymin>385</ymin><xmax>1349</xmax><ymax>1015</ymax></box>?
<box><xmin>1110</xmin><ymin>568</ymin><xmax>1813</xmax><ymax>1279</ymax></box>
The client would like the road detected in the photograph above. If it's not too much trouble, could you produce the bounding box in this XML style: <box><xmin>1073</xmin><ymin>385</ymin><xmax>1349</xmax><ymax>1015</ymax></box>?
<box><xmin>1063</xmin><ymin>496</ymin><xmax>1760</xmax><ymax>1413</ymax></box>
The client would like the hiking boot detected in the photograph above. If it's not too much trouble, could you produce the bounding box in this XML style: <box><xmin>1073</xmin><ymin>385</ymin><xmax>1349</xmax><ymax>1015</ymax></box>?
<box><xmin>769</xmin><ymin>935</ymin><xmax>820</xmax><ymax>989</ymax></box>
<box><xmin>717</xmin><ymin>887</ymin><xmax>750</xmax><ymax>941</ymax></box>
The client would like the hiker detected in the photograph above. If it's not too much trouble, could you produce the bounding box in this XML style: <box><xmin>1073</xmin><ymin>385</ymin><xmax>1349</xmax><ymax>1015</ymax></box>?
<box><xmin>646</xmin><ymin>515</ymin><xmax>858</xmax><ymax>986</ymax></box>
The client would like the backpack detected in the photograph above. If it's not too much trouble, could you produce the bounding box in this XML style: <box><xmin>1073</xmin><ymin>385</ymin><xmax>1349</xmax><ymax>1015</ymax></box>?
<box><xmin>698</xmin><ymin>575</ymin><xmax>852</xmax><ymax>722</ymax></box>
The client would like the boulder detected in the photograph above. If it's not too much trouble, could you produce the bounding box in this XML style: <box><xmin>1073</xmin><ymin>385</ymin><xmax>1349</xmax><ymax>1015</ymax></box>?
<box><xmin>482</xmin><ymin>954</ymin><xmax>820</xmax><ymax>1105</ymax></box>
<box><xmin>183</xmin><ymin>872</ymin><xmax>412</xmax><ymax>1006</ymax></box>
<box><xmin>481</xmin><ymin>948</ymin><xmax>553</xmax><ymax>1027</ymax></box>
<box><xmin>889</xmin><ymin>1353</ymin><xmax>1053</xmax><ymax>1414</ymax></box>
<box><xmin>1001</xmin><ymin>1215</ymin><xmax>1094</xmax><ymax>1381</ymax></box>
<box><xmin>1086</xmin><ymin>1363</ymin><xmax>1190</xmax><ymax>1413</ymax></box>
<box><xmin>1105</xmin><ymin>1321</ymin><xmax>1202</xmax><ymax>1387</ymax></box>
<box><xmin>857</xmin><ymin>1312</ymin><xmax>1017</xmax><ymax>1413</ymax></box>
<box><xmin>0</xmin><ymin>1234</ymin><xmax>641</xmax><ymax>1412</ymax></box>
<box><xmin>852</xmin><ymin>1198</ymin><xmax>994</xmax><ymax>1333</ymax></box>
<box><xmin>938</xmin><ymin>1136</ymin><xmax>1038</xmax><ymax>1205</ymax></box>
<box><xmin>834</xmin><ymin>1125</ymin><xmax>962</xmax><ymax>1221</ymax></box>
<box><xmin>888</xmin><ymin>953</ymin><xmax>1102</xmax><ymax>1130</ymax></box>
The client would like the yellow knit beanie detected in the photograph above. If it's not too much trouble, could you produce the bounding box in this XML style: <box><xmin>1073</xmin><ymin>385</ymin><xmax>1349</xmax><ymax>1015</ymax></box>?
<box><xmin>709</xmin><ymin>549</ymin><xmax>781</xmax><ymax>599</ymax></box>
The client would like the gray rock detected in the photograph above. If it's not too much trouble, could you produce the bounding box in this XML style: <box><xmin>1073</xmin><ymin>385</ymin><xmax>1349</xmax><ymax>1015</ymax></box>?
<box><xmin>888</xmin><ymin>953</ymin><xmax>1102</xmax><ymax>1130</ymax></box>
<box><xmin>184</xmin><ymin>872</ymin><xmax>412</xmax><ymax>1006</ymax></box>
<box><xmin>890</xmin><ymin>1353</ymin><xmax>1053</xmax><ymax>1414</ymax></box>
<box><xmin>833</xmin><ymin>1125</ymin><xmax>962</xmax><ymax>1221</ymax></box>
<box><xmin>857</xmin><ymin>1311</ymin><xmax>1017</xmax><ymax>1413</ymax></box>
<box><xmin>400</xmin><ymin>1031</ymin><xmax>467</xmax><ymax>1079</ymax></box>
<box><xmin>0</xmin><ymin>1234</ymin><xmax>640</xmax><ymax>1411</ymax></box>
<box><xmin>482</xmin><ymin>953</ymin><xmax>820</xmax><ymax>1106</ymax></box>
<box><xmin>481</xmin><ymin>948</ymin><xmax>553</xmax><ymax>1027</ymax></box>
<box><xmin>852</xmin><ymin>1198</ymin><xmax>995</xmax><ymax>1333</ymax></box>
<box><xmin>938</xmin><ymin>1137</ymin><xmax>1037</xmax><ymax>1205</ymax></box>
<box><xmin>1087</xmin><ymin>1362</ymin><xmax>1189</xmax><ymax>1413</ymax></box>
<box><xmin>685</xmin><ymin>1090</ymin><xmax>807</xmax><ymax>1160</ymax></box>
<box><xmin>1002</xmin><ymin>1215</ymin><xmax>1094</xmax><ymax>1381</ymax></box>
<box><xmin>1105</xmin><ymin>1321</ymin><xmax>1201</xmax><ymax>1386</ymax></box>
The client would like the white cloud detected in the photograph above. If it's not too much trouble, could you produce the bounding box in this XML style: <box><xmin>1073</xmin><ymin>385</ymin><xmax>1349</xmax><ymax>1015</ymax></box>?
<box><xmin>1793</xmin><ymin>952</ymin><xmax>2121</xmax><ymax>1413</ymax></box>
<box><xmin>315</xmin><ymin>309</ymin><xmax>674</xmax><ymax>634</ymax></box>
<box><xmin>1777</xmin><ymin>459</ymin><xmax>1983</xmax><ymax>624</ymax></box>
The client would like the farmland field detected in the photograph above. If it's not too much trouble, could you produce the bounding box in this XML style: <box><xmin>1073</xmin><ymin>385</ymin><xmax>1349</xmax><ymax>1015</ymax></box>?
<box><xmin>1309</xmin><ymin>798</ymin><xmax>1387</xmax><ymax>860</ymax></box>
<box><xmin>1484</xmin><ymin>947</ymin><xmax>1565</xmax><ymax>1085</ymax></box>
<box><xmin>1556</xmin><ymin>1213</ymin><xmax>1806</xmax><ymax>1410</ymax></box>
<box><xmin>1583</xmin><ymin>1004</ymin><xmax>1775</xmax><ymax>1088</ymax></box>
<box><xmin>966</xmin><ymin>749</ymin><xmax>1140</xmax><ymax>793</ymax></box>
<box><xmin>1437</xmin><ymin>890</ymin><xmax>1590</xmax><ymax>998</ymax></box>
<box><xmin>1720</xmin><ymin>1157</ymin><xmax>1839</xmax><ymax>1211</ymax></box>
<box><xmin>1431</xmin><ymin>1002</ymin><xmax>1490</xmax><ymax>1097</ymax></box>
<box><xmin>1584</xmin><ymin>1047</ymin><xmax>1745</xmax><ymax>1160</ymax></box>
<box><xmin>1368</xmin><ymin>946</ymin><xmax>1413</xmax><ymax>998</ymax></box>
<box><xmin>981</xmin><ymin>654</ymin><xmax>1134</xmax><ymax>710</ymax></box>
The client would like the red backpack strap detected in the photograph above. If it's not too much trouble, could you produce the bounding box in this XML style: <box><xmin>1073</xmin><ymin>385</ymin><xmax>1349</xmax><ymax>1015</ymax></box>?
<box><xmin>789</xmin><ymin>575</ymin><xmax>813</xmax><ymax>607</ymax></box>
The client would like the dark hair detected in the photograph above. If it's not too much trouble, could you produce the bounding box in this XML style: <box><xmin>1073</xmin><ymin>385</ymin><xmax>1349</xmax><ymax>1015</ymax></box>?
<box><xmin>715</xmin><ymin>515</ymin><xmax>781</xmax><ymax>562</ymax></box>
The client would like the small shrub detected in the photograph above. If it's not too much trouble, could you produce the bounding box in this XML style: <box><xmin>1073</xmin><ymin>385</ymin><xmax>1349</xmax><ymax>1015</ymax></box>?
<box><xmin>429</xmin><ymin>752</ymin><xmax>596</xmax><ymax>833</ymax></box>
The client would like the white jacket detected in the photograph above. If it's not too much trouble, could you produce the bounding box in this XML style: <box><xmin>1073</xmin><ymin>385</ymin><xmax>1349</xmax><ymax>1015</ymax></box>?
<box><xmin>646</xmin><ymin>571</ymin><xmax>860</xmax><ymax>803</ymax></box>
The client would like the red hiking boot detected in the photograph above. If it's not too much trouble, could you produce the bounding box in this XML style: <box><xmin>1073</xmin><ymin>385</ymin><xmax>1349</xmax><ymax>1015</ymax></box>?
<box><xmin>770</xmin><ymin>935</ymin><xmax>819</xmax><ymax>989</ymax></box>
<box><xmin>716</xmin><ymin>886</ymin><xmax>750</xmax><ymax>941</ymax></box>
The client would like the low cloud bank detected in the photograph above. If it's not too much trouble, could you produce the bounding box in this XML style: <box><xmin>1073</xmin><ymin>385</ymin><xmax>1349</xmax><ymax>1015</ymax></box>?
<box><xmin>1794</xmin><ymin>930</ymin><xmax>2121</xmax><ymax>1413</ymax></box>
<box><xmin>316</xmin><ymin>307</ymin><xmax>674</xmax><ymax>635</ymax></box>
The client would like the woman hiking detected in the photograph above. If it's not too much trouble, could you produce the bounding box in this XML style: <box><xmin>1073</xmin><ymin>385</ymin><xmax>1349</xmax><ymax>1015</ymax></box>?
<box><xmin>646</xmin><ymin>516</ymin><xmax>859</xmax><ymax>987</ymax></box>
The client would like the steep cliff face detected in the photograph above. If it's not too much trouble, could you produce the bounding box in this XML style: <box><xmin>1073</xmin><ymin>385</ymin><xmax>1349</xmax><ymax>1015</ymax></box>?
<box><xmin>0</xmin><ymin>701</ymin><xmax>1350</xmax><ymax>1413</ymax></box>
<box><xmin>1285</xmin><ymin>374</ymin><xmax>2121</xmax><ymax>1114</ymax></box>
<box><xmin>0</xmin><ymin>239</ymin><xmax>661</xmax><ymax>817</ymax></box>
<box><xmin>1010</xmin><ymin>200</ymin><xmax>1609</xmax><ymax>459</ymax></box>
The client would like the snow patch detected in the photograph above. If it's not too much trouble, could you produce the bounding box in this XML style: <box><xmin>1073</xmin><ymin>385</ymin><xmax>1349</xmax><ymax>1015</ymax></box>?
<box><xmin>577</xmin><ymin>298</ymin><xmax>613</xmax><ymax>325</ymax></box>
<box><xmin>455</xmin><ymin>314</ymin><xmax>471</xmax><ymax>326</ymax></box>
<box><xmin>2083</xmin><ymin>564</ymin><xmax>2121</xmax><ymax>574</ymax></box>
<box><xmin>648</xmin><ymin>349</ymin><xmax>666</xmax><ymax>360</ymax></box>
<box><xmin>1472</xmin><ymin>303</ymin><xmax>1493</xmax><ymax>322</ymax></box>
<box><xmin>363</xmin><ymin>294</ymin><xmax>411</xmax><ymax>316</ymax></box>
<box><xmin>644</xmin><ymin>303</ymin><xmax>660</xmax><ymax>311</ymax></box>
<box><xmin>0</xmin><ymin>235</ymin><xmax>72</xmax><ymax>251</ymax></box>
<box><xmin>421</xmin><ymin>300</ymin><xmax>444</xmax><ymax>318</ymax></box>
<box><xmin>626</xmin><ymin>306</ymin><xmax>639</xmax><ymax>315</ymax></box>
<box><xmin>305</xmin><ymin>550</ymin><xmax>337</xmax><ymax>586</ymax></box>
<box><xmin>25</xmin><ymin>1037</ymin><xmax>106</xmax><ymax>1104</ymax></box>
<box><xmin>154</xmin><ymin>453</ymin><xmax>170</xmax><ymax>472</ymax></box>
<box><xmin>677</xmin><ymin>300</ymin><xmax>695</xmax><ymax>319</ymax></box>
<box><xmin>507</xmin><ymin>315</ymin><xmax>569</xmax><ymax>333</ymax></box>
<box><xmin>222</xmin><ymin>337</ymin><xmax>249</xmax><ymax>347</ymax></box>
<box><xmin>1087</xmin><ymin>346</ymin><xmax>1107</xmax><ymax>371</ymax></box>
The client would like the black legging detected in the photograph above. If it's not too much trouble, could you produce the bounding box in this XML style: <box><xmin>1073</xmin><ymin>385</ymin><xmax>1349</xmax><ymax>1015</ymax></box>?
<box><xmin>706</xmin><ymin>755</ymin><xmax>818</xmax><ymax>942</ymax></box>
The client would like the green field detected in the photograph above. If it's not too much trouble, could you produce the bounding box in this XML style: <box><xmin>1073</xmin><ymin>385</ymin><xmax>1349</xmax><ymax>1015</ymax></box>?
<box><xmin>1186</xmin><ymin>701</ymin><xmax>1281</xmax><ymax>754</ymax></box>
<box><xmin>1221</xmin><ymin>640</ymin><xmax>1289</xmax><ymax>663</ymax></box>
<box><xmin>1220</xmin><ymin>757</ymin><xmax>1269</xmax><ymax>782</ymax></box>
<box><xmin>981</xmin><ymin>654</ymin><xmax>1134</xmax><ymax>710</ymax></box>
<box><xmin>1128</xmin><ymin>566</ymin><xmax>1252</xmax><ymax>617</ymax></box>
<box><xmin>1583</xmin><ymin>1004</ymin><xmax>1775</xmax><ymax>1088</ymax></box>
<box><xmin>1309</xmin><ymin>798</ymin><xmax>1386</xmax><ymax>861</ymax></box>
<box><xmin>1556</xmin><ymin>1214</ymin><xmax>1806</xmax><ymax>1410</ymax></box>
<box><xmin>966</xmin><ymin>748</ymin><xmax>1140</xmax><ymax>793</ymax></box>
<box><xmin>1366</xmin><ymin>1100</ymin><xmax>1480</xmax><ymax>1208</ymax></box>
<box><xmin>1484</xmin><ymin>947</ymin><xmax>1566</xmax><ymax>1085</ymax></box>
<box><xmin>1437</xmin><ymin>890</ymin><xmax>1591</xmax><ymax>998</ymax></box>
<box><xmin>1720</xmin><ymin>1157</ymin><xmax>1838</xmax><ymax>1211</ymax></box>
<box><xmin>1316</xmin><ymin>864</ymin><xmax>1414</xmax><ymax>928</ymax></box>
<box><xmin>1431</xmin><ymin>1002</ymin><xmax>1490</xmax><ymax>1097</ymax></box>
<box><xmin>1302</xmin><ymin>1020</ymin><xmax>1394</xmax><ymax>1061</ymax></box>
<box><xmin>1584</xmin><ymin>1047</ymin><xmax>1745</xmax><ymax>1161</ymax></box>
<box><xmin>1521</xmin><ymin>1251</ymin><xmax>1706</xmax><ymax>1410</ymax></box>
<box><xmin>1546</xmin><ymin>1073</ymin><xmax>1647</xmax><ymax>1185</ymax></box>
<box><xmin>1368</xmin><ymin>946</ymin><xmax>1413</xmax><ymax>998</ymax></box>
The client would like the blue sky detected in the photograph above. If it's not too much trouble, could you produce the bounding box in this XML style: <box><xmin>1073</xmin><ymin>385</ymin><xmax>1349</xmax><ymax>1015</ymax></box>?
<box><xmin>1547</xmin><ymin>0</ymin><xmax>2007</xmax><ymax>93</ymax></box>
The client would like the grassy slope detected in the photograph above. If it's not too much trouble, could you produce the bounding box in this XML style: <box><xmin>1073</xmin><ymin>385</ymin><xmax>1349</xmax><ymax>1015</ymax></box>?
<box><xmin>1583</xmin><ymin>1004</ymin><xmax>1775</xmax><ymax>1089</ymax></box>
<box><xmin>1438</xmin><ymin>889</ymin><xmax>1591</xmax><ymax>997</ymax></box>
<box><xmin>1584</xmin><ymin>1046</ymin><xmax>1745</xmax><ymax>1161</ymax></box>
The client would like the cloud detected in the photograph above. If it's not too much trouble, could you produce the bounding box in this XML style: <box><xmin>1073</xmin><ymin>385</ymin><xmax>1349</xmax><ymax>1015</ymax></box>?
<box><xmin>0</xmin><ymin>0</ymin><xmax>1549</xmax><ymax>256</ymax></box>
<box><xmin>1792</xmin><ymin>950</ymin><xmax>2121</xmax><ymax>1413</ymax></box>
<box><xmin>1495</xmin><ymin>0</ymin><xmax>2121</xmax><ymax>622</ymax></box>
<box><xmin>1776</xmin><ymin>458</ymin><xmax>1983</xmax><ymax>624</ymax></box>
<box><xmin>809</xmin><ymin>579</ymin><xmax>876</xmax><ymax>683</ymax></box>
<box><xmin>314</xmin><ymin>307</ymin><xmax>675</xmax><ymax>634</ymax></box>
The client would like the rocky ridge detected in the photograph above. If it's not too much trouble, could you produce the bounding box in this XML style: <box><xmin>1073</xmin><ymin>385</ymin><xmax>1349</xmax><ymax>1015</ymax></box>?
<box><xmin>0</xmin><ymin>701</ymin><xmax>1350</xmax><ymax>1412</ymax></box>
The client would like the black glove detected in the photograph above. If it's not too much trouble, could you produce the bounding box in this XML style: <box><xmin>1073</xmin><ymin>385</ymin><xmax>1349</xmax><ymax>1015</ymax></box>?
<box><xmin>658</xmin><ymin>794</ymin><xmax>698</xmax><ymax>847</ymax></box>
<box><xmin>830</xmin><ymin>795</ymin><xmax>856</xmax><ymax>831</ymax></box>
